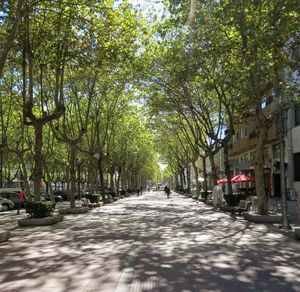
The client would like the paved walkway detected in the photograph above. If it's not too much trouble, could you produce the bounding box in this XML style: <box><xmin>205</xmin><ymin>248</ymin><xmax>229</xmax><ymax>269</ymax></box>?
<box><xmin>0</xmin><ymin>192</ymin><xmax>300</xmax><ymax>292</ymax></box>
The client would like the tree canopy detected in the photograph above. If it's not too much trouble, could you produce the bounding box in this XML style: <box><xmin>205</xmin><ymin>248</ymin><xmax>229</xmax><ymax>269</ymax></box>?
<box><xmin>0</xmin><ymin>0</ymin><xmax>299</xmax><ymax>214</ymax></box>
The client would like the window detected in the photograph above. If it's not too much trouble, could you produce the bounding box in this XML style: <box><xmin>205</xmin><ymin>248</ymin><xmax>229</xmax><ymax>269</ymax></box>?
<box><xmin>294</xmin><ymin>153</ymin><xmax>300</xmax><ymax>181</ymax></box>
<box><xmin>233</xmin><ymin>131</ymin><xmax>239</xmax><ymax>143</ymax></box>
<box><xmin>240</xmin><ymin>127</ymin><xmax>248</xmax><ymax>138</ymax></box>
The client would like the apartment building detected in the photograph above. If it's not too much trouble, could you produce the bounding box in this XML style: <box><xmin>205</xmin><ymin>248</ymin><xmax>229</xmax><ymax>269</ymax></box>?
<box><xmin>226</xmin><ymin>105</ymin><xmax>300</xmax><ymax>199</ymax></box>
<box><xmin>227</xmin><ymin>38</ymin><xmax>300</xmax><ymax>198</ymax></box>
<box><xmin>288</xmin><ymin>108</ymin><xmax>300</xmax><ymax>198</ymax></box>
<box><xmin>227</xmin><ymin>99</ymin><xmax>280</xmax><ymax>197</ymax></box>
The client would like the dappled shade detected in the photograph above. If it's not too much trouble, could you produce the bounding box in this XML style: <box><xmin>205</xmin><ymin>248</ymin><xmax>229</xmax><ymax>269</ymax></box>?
<box><xmin>0</xmin><ymin>193</ymin><xmax>299</xmax><ymax>292</ymax></box>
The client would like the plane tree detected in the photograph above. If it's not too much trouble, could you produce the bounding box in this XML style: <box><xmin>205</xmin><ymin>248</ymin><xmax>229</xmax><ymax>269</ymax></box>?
<box><xmin>159</xmin><ymin>0</ymin><xmax>299</xmax><ymax>215</ymax></box>
<box><xmin>212</xmin><ymin>0</ymin><xmax>300</xmax><ymax>214</ymax></box>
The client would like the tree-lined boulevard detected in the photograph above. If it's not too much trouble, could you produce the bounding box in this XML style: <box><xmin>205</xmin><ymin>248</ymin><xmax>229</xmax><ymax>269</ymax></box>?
<box><xmin>0</xmin><ymin>192</ymin><xmax>300</xmax><ymax>292</ymax></box>
<box><xmin>1</xmin><ymin>1</ymin><xmax>300</xmax><ymax>291</ymax></box>
<box><xmin>1</xmin><ymin>0</ymin><xmax>300</xmax><ymax>215</ymax></box>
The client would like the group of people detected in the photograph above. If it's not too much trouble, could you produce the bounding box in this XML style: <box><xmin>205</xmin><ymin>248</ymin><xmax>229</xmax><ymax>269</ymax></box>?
<box><xmin>137</xmin><ymin>184</ymin><xmax>171</xmax><ymax>198</ymax></box>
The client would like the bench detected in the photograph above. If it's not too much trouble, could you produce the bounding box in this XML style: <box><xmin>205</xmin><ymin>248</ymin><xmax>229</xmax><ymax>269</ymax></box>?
<box><xmin>232</xmin><ymin>199</ymin><xmax>252</xmax><ymax>215</ymax></box>
<box><xmin>81</xmin><ymin>198</ymin><xmax>102</xmax><ymax>208</ymax></box>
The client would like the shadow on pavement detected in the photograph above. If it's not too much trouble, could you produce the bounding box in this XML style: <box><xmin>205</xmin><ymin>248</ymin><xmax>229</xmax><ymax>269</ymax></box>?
<box><xmin>0</xmin><ymin>192</ymin><xmax>299</xmax><ymax>292</ymax></box>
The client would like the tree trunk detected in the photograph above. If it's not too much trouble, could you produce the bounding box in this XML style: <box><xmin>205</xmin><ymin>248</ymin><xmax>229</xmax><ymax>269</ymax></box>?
<box><xmin>179</xmin><ymin>171</ymin><xmax>184</xmax><ymax>190</ymax></box>
<box><xmin>0</xmin><ymin>0</ymin><xmax>23</xmax><ymax>77</ymax></box>
<box><xmin>77</xmin><ymin>163</ymin><xmax>81</xmax><ymax>195</ymax></box>
<box><xmin>208</xmin><ymin>152</ymin><xmax>218</xmax><ymax>187</ymax></box>
<box><xmin>121</xmin><ymin>168</ymin><xmax>127</xmax><ymax>190</ymax></box>
<box><xmin>69</xmin><ymin>145</ymin><xmax>76</xmax><ymax>208</ymax></box>
<box><xmin>48</xmin><ymin>175</ymin><xmax>53</xmax><ymax>202</ymax></box>
<box><xmin>88</xmin><ymin>158</ymin><xmax>98</xmax><ymax>194</ymax></box>
<box><xmin>109</xmin><ymin>171</ymin><xmax>115</xmax><ymax>192</ymax></box>
<box><xmin>182</xmin><ymin>167</ymin><xmax>186</xmax><ymax>187</ymax></box>
<box><xmin>175</xmin><ymin>174</ymin><xmax>179</xmax><ymax>189</ymax></box>
<box><xmin>20</xmin><ymin>155</ymin><xmax>31</xmax><ymax>202</ymax></box>
<box><xmin>186</xmin><ymin>164</ymin><xmax>191</xmax><ymax>194</ymax></box>
<box><xmin>44</xmin><ymin>164</ymin><xmax>54</xmax><ymax>203</ymax></box>
<box><xmin>192</xmin><ymin>159</ymin><xmax>200</xmax><ymax>197</ymax></box>
<box><xmin>202</xmin><ymin>156</ymin><xmax>208</xmax><ymax>194</ymax></box>
<box><xmin>33</xmin><ymin>122</ymin><xmax>43</xmax><ymax>201</ymax></box>
<box><xmin>223</xmin><ymin>142</ymin><xmax>233</xmax><ymax>195</ymax></box>
<box><xmin>255</xmin><ymin>119</ymin><xmax>268</xmax><ymax>215</ymax></box>
<box><xmin>188</xmin><ymin>0</ymin><xmax>197</xmax><ymax>26</ymax></box>
<box><xmin>98</xmin><ymin>156</ymin><xmax>105</xmax><ymax>200</ymax></box>
<box><xmin>66</xmin><ymin>165</ymin><xmax>70</xmax><ymax>198</ymax></box>
<box><xmin>116</xmin><ymin>166</ymin><xmax>122</xmax><ymax>194</ymax></box>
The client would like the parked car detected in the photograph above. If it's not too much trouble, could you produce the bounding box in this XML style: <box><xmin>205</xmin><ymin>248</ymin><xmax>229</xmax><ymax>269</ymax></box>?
<box><xmin>75</xmin><ymin>191</ymin><xmax>90</xmax><ymax>200</ymax></box>
<box><xmin>0</xmin><ymin>197</ymin><xmax>15</xmax><ymax>211</ymax></box>
<box><xmin>0</xmin><ymin>191</ymin><xmax>19</xmax><ymax>205</ymax></box>
<box><xmin>41</xmin><ymin>192</ymin><xmax>63</xmax><ymax>202</ymax></box>
<box><xmin>75</xmin><ymin>192</ymin><xmax>83</xmax><ymax>200</ymax></box>
<box><xmin>53</xmin><ymin>190</ymin><xmax>68</xmax><ymax>201</ymax></box>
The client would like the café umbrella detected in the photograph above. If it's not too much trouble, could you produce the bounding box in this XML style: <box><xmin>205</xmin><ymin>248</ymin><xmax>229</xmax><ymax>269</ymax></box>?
<box><xmin>217</xmin><ymin>177</ymin><xmax>227</xmax><ymax>184</ymax></box>
<box><xmin>217</xmin><ymin>174</ymin><xmax>255</xmax><ymax>184</ymax></box>
<box><xmin>231</xmin><ymin>174</ymin><xmax>256</xmax><ymax>183</ymax></box>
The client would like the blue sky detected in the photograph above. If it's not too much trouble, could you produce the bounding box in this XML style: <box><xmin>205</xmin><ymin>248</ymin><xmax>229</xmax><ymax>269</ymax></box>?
<box><xmin>129</xmin><ymin>0</ymin><xmax>164</xmax><ymax>18</ymax></box>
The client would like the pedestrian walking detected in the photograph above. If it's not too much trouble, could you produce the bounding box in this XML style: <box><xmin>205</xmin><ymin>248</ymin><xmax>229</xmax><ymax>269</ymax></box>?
<box><xmin>164</xmin><ymin>185</ymin><xmax>170</xmax><ymax>199</ymax></box>
<box><xmin>140</xmin><ymin>186</ymin><xmax>143</xmax><ymax>195</ymax></box>
<box><xmin>17</xmin><ymin>187</ymin><xmax>26</xmax><ymax>215</ymax></box>
<box><xmin>137</xmin><ymin>187</ymin><xmax>140</xmax><ymax>196</ymax></box>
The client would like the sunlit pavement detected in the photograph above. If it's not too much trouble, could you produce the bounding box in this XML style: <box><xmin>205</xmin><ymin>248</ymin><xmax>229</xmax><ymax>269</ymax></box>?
<box><xmin>0</xmin><ymin>192</ymin><xmax>300</xmax><ymax>292</ymax></box>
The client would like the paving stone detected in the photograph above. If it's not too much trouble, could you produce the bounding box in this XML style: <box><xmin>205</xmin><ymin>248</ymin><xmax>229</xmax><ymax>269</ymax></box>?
<box><xmin>0</xmin><ymin>192</ymin><xmax>299</xmax><ymax>292</ymax></box>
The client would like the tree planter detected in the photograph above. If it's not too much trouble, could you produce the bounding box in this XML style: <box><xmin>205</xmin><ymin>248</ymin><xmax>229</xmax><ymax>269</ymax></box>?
<box><xmin>104</xmin><ymin>198</ymin><xmax>113</xmax><ymax>204</ymax></box>
<box><xmin>243</xmin><ymin>212</ymin><xmax>283</xmax><ymax>223</ymax></box>
<box><xmin>0</xmin><ymin>231</ymin><xmax>11</xmax><ymax>243</ymax></box>
<box><xmin>18</xmin><ymin>214</ymin><xmax>64</xmax><ymax>226</ymax></box>
<box><xmin>205</xmin><ymin>200</ymin><xmax>213</xmax><ymax>206</ymax></box>
<box><xmin>58</xmin><ymin>207</ymin><xmax>89</xmax><ymax>214</ymax></box>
